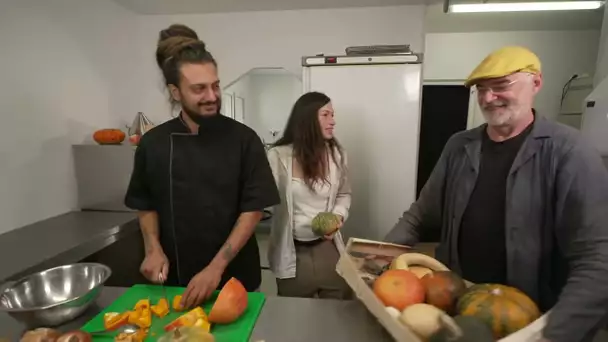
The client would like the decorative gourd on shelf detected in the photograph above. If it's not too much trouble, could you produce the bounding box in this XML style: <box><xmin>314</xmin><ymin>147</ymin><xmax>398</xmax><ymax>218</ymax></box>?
<box><xmin>456</xmin><ymin>284</ymin><xmax>541</xmax><ymax>339</ymax></box>
<box><xmin>93</xmin><ymin>129</ymin><xmax>126</xmax><ymax>145</ymax></box>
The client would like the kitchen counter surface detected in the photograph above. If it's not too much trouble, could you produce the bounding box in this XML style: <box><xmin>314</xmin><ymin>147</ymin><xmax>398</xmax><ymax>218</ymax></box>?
<box><xmin>0</xmin><ymin>211</ymin><xmax>138</xmax><ymax>283</ymax></box>
<box><xmin>0</xmin><ymin>286</ymin><xmax>393</xmax><ymax>342</ymax></box>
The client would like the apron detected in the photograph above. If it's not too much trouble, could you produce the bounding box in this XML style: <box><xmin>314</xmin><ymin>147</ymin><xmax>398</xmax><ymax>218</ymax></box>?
<box><xmin>164</xmin><ymin>129</ymin><xmax>261</xmax><ymax>291</ymax></box>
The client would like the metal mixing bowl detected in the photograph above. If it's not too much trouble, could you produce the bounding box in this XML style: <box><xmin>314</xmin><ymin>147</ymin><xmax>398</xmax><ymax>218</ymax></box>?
<box><xmin>0</xmin><ymin>263</ymin><xmax>111</xmax><ymax>328</ymax></box>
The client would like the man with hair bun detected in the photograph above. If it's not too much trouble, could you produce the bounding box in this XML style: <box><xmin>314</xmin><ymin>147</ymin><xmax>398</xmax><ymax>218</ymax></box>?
<box><xmin>125</xmin><ymin>24</ymin><xmax>280</xmax><ymax>309</ymax></box>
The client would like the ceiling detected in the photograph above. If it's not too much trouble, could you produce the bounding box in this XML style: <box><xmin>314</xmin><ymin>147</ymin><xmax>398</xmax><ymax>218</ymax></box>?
<box><xmin>111</xmin><ymin>0</ymin><xmax>604</xmax><ymax>31</ymax></box>
<box><xmin>425</xmin><ymin>3</ymin><xmax>604</xmax><ymax>32</ymax></box>
<box><xmin>111</xmin><ymin>0</ymin><xmax>425</xmax><ymax>14</ymax></box>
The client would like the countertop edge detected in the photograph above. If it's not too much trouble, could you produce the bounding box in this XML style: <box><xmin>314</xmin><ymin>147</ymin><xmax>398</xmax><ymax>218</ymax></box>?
<box><xmin>0</xmin><ymin>211</ymin><xmax>138</xmax><ymax>284</ymax></box>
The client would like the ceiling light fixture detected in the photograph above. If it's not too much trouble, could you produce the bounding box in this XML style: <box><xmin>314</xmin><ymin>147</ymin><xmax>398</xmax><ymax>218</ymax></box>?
<box><xmin>449</xmin><ymin>1</ymin><xmax>604</xmax><ymax>13</ymax></box>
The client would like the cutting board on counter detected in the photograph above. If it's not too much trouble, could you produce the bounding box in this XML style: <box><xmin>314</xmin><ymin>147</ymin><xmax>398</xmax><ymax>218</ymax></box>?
<box><xmin>80</xmin><ymin>284</ymin><xmax>265</xmax><ymax>342</ymax></box>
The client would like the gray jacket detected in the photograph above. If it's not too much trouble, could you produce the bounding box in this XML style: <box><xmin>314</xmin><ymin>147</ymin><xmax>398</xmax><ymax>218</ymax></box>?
<box><xmin>385</xmin><ymin>116</ymin><xmax>608</xmax><ymax>342</ymax></box>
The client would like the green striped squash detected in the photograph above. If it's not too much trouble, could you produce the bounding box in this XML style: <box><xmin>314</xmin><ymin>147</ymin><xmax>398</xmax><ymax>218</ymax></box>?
<box><xmin>311</xmin><ymin>212</ymin><xmax>341</xmax><ymax>236</ymax></box>
<box><xmin>455</xmin><ymin>284</ymin><xmax>541</xmax><ymax>339</ymax></box>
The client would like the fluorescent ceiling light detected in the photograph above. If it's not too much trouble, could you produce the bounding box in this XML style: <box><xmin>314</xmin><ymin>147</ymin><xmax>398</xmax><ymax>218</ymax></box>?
<box><xmin>450</xmin><ymin>1</ymin><xmax>604</xmax><ymax>12</ymax></box>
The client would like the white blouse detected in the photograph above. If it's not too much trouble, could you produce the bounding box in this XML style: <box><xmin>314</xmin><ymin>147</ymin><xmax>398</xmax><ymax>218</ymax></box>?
<box><xmin>291</xmin><ymin>177</ymin><xmax>332</xmax><ymax>241</ymax></box>
<box><xmin>266</xmin><ymin>144</ymin><xmax>352</xmax><ymax>279</ymax></box>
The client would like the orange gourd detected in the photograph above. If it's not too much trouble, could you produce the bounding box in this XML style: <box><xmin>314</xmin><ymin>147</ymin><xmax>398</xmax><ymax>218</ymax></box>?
<box><xmin>456</xmin><ymin>284</ymin><xmax>541</xmax><ymax>339</ymax></box>
<box><xmin>93</xmin><ymin>129</ymin><xmax>126</xmax><ymax>145</ymax></box>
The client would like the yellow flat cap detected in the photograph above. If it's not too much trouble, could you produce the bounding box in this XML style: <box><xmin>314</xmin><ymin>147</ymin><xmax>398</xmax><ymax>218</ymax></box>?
<box><xmin>465</xmin><ymin>46</ymin><xmax>541</xmax><ymax>87</ymax></box>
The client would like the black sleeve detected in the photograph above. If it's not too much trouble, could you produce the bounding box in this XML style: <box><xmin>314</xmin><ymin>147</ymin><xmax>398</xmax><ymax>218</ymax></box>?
<box><xmin>239</xmin><ymin>132</ymin><xmax>281</xmax><ymax>213</ymax></box>
<box><xmin>384</xmin><ymin>135</ymin><xmax>450</xmax><ymax>246</ymax></box>
<box><xmin>124</xmin><ymin>140</ymin><xmax>155</xmax><ymax>211</ymax></box>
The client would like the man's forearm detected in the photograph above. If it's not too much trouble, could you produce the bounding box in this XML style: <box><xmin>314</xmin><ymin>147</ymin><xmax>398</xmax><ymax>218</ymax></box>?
<box><xmin>384</xmin><ymin>208</ymin><xmax>422</xmax><ymax>246</ymax></box>
<box><xmin>138</xmin><ymin>210</ymin><xmax>163</xmax><ymax>255</ymax></box>
<box><xmin>209</xmin><ymin>211</ymin><xmax>263</xmax><ymax>272</ymax></box>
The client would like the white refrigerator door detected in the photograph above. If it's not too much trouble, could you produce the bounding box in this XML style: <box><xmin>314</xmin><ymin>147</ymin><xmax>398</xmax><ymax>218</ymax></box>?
<box><xmin>304</xmin><ymin>63</ymin><xmax>422</xmax><ymax>241</ymax></box>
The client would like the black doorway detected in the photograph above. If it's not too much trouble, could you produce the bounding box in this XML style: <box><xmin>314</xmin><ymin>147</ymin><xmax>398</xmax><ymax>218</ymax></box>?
<box><xmin>416</xmin><ymin>85</ymin><xmax>470</xmax><ymax>199</ymax></box>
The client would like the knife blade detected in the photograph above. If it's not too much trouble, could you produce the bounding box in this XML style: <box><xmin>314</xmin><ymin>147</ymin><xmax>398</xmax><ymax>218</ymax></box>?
<box><xmin>158</xmin><ymin>271</ymin><xmax>170</xmax><ymax>311</ymax></box>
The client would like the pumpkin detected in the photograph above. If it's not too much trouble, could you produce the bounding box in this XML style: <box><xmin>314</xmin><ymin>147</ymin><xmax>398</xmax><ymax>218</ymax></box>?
<box><xmin>456</xmin><ymin>284</ymin><xmax>541</xmax><ymax>339</ymax></box>
<box><xmin>373</xmin><ymin>269</ymin><xmax>425</xmax><ymax>311</ymax></box>
<box><xmin>208</xmin><ymin>277</ymin><xmax>248</xmax><ymax>324</ymax></box>
<box><xmin>429</xmin><ymin>315</ymin><xmax>494</xmax><ymax>342</ymax></box>
<box><xmin>93</xmin><ymin>129</ymin><xmax>126</xmax><ymax>145</ymax></box>
<box><xmin>311</xmin><ymin>212</ymin><xmax>341</xmax><ymax>236</ymax></box>
<box><xmin>421</xmin><ymin>271</ymin><xmax>466</xmax><ymax>314</ymax></box>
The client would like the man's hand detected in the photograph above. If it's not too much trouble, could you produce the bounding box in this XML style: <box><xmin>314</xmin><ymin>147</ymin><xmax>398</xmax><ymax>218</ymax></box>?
<box><xmin>181</xmin><ymin>265</ymin><xmax>223</xmax><ymax>309</ymax></box>
<box><xmin>140</xmin><ymin>251</ymin><xmax>169</xmax><ymax>284</ymax></box>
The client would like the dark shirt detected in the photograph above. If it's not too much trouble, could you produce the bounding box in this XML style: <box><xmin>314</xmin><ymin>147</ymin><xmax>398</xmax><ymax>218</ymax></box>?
<box><xmin>386</xmin><ymin>115</ymin><xmax>608</xmax><ymax>342</ymax></box>
<box><xmin>458</xmin><ymin>121</ymin><xmax>533</xmax><ymax>284</ymax></box>
<box><xmin>124</xmin><ymin>115</ymin><xmax>280</xmax><ymax>290</ymax></box>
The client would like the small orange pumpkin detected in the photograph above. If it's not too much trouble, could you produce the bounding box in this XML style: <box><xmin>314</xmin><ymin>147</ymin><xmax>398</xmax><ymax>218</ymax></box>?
<box><xmin>93</xmin><ymin>129</ymin><xmax>126</xmax><ymax>145</ymax></box>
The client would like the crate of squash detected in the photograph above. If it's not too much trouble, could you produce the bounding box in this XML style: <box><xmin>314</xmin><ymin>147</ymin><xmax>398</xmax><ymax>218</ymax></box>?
<box><xmin>336</xmin><ymin>238</ymin><xmax>547</xmax><ymax>342</ymax></box>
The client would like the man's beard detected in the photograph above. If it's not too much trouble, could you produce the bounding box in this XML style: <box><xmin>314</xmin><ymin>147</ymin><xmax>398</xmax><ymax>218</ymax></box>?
<box><xmin>181</xmin><ymin>98</ymin><xmax>222</xmax><ymax>126</ymax></box>
<box><xmin>481</xmin><ymin>101</ymin><xmax>518</xmax><ymax>127</ymax></box>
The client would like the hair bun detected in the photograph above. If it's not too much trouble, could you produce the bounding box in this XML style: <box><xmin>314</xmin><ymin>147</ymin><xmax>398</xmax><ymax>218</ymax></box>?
<box><xmin>156</xmin><ymin>24</ymin><xmax>206</xmax><ymax>68</ymax></box>
<box><xmin>158</xmin><ymin>24</ymin><xmax>199</xmax><ymax>42</ymax></box>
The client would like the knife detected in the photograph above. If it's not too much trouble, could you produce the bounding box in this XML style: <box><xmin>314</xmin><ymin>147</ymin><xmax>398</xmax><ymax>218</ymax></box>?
<box><xmin>158</xmin><ymin>271</ymin><xmax>170</xmax><ymax>312</ymax></box>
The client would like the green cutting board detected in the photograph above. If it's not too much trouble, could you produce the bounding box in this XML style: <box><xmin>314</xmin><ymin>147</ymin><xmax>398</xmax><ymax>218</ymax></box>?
<box><xmin>80</xmin><ymin>284</ymin><xmax>265</xmax><ymax>342</ymax></box>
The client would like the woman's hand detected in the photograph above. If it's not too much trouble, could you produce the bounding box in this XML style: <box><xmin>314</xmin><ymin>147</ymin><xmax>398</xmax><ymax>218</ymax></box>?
<box><xmin>323</xmin><ymin>215</ymin><xmax>344</xmax><ymax>240</ymax></box>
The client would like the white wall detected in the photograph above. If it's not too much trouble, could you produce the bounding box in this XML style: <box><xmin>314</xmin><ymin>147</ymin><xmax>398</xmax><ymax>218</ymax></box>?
<box><xmin>424</xmin><ymin>30</ymin><xmax>600</xmax><ymax>121</ymax></box>
<box><xmin>247</xmin><ymin>74</ymin><xmax>302</xmax><ymax>144</ymax></box>
<box><xmin>0</xmin><ymin>0</ymin><xmax>133</xmax><ymax>233</ymax></box>
<box><xmin>225</xmin><ymin>71</ymin><xmax>302</xmax><ymax>144</ymax></box>
<box><xmin>129</xmin><ymin>5</ymin><xmax>426</xmax><ymax>124</ymax></box>
<box><xmin>1</xmin><ymin>1</ymin><xmax>601</xmax><ymax>236</ymax></box>
<box><xmin>595</xmin><ymin>5</ymin><xmax>608</xmax><ymax>86</ymax></box>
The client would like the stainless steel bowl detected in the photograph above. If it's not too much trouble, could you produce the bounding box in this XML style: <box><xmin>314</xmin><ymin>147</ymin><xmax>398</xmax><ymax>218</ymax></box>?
<box><xmin>0</xmin><ymin>263</ymin><xmax>111</xmax><ymax>328</ymax></box>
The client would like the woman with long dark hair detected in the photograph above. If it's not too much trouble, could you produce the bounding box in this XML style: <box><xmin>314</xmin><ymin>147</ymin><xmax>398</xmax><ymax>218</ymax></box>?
<box><xmin>267</xmin><ymin>91</ymin><xmax>352</xmax><ymax>299</ymax></box>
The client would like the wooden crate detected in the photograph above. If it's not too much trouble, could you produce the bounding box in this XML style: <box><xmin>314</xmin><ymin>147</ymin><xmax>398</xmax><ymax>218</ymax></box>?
<box><xmin>336</xmin><ymin>238</ymin><xmax>548</xmax><ymax>342</ymax></box>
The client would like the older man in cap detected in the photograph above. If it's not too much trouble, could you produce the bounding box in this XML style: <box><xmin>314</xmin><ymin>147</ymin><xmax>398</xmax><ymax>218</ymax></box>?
<box><xmin>385</xmin><ymin>46</ymin><xmax>608</xmax><ymax>342</ymax></box>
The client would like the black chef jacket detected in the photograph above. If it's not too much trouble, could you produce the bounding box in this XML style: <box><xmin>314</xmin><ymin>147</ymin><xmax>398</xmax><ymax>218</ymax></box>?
<box><xmin>124</xmin><ymin>114</ymin><xmax>280</xmax><ymax>291</ymax></box>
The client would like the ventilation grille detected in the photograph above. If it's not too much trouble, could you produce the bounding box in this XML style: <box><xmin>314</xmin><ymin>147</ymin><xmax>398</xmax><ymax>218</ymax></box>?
<box><xmin>345</xmin><ymin>44</ymin><xmax>412</xmax><ymax>55</ymax></box>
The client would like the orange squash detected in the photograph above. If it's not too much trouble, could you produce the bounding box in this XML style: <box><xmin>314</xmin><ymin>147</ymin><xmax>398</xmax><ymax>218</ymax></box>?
<box><xmin>208</xmin><ymin>277</ymin><xmax>248</xmax><ymax>324</ymax></box>
<box><xmin>373</xmin><ymin>269</ymin><xmax>425</xmax><ymax>311</ymax></box>
<box><xmin>456</xmin><ymin>284</ymin><xmax>541</xmax><ymax>339</ymax></box>
<box><xmin>93</xmin><ymin>129</ymin><xmax>126</xmax><ymax>145</ymax></box>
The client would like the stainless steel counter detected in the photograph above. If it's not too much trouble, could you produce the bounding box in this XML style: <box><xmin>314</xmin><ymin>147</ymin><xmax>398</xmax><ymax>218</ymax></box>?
<box><xmin>0</xmin><ymin>211</ymin><xmax>137</xmax><ymax>283</ymax></box>
<box><xmin>0</xmin><ymin>287</ymin><xmax>393</xmax><ymax>342</ymax></box>
<box><xmin>0</xmin><ymin>209</ymin><xmax>394</xmax><ymax>341</ymax></box>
